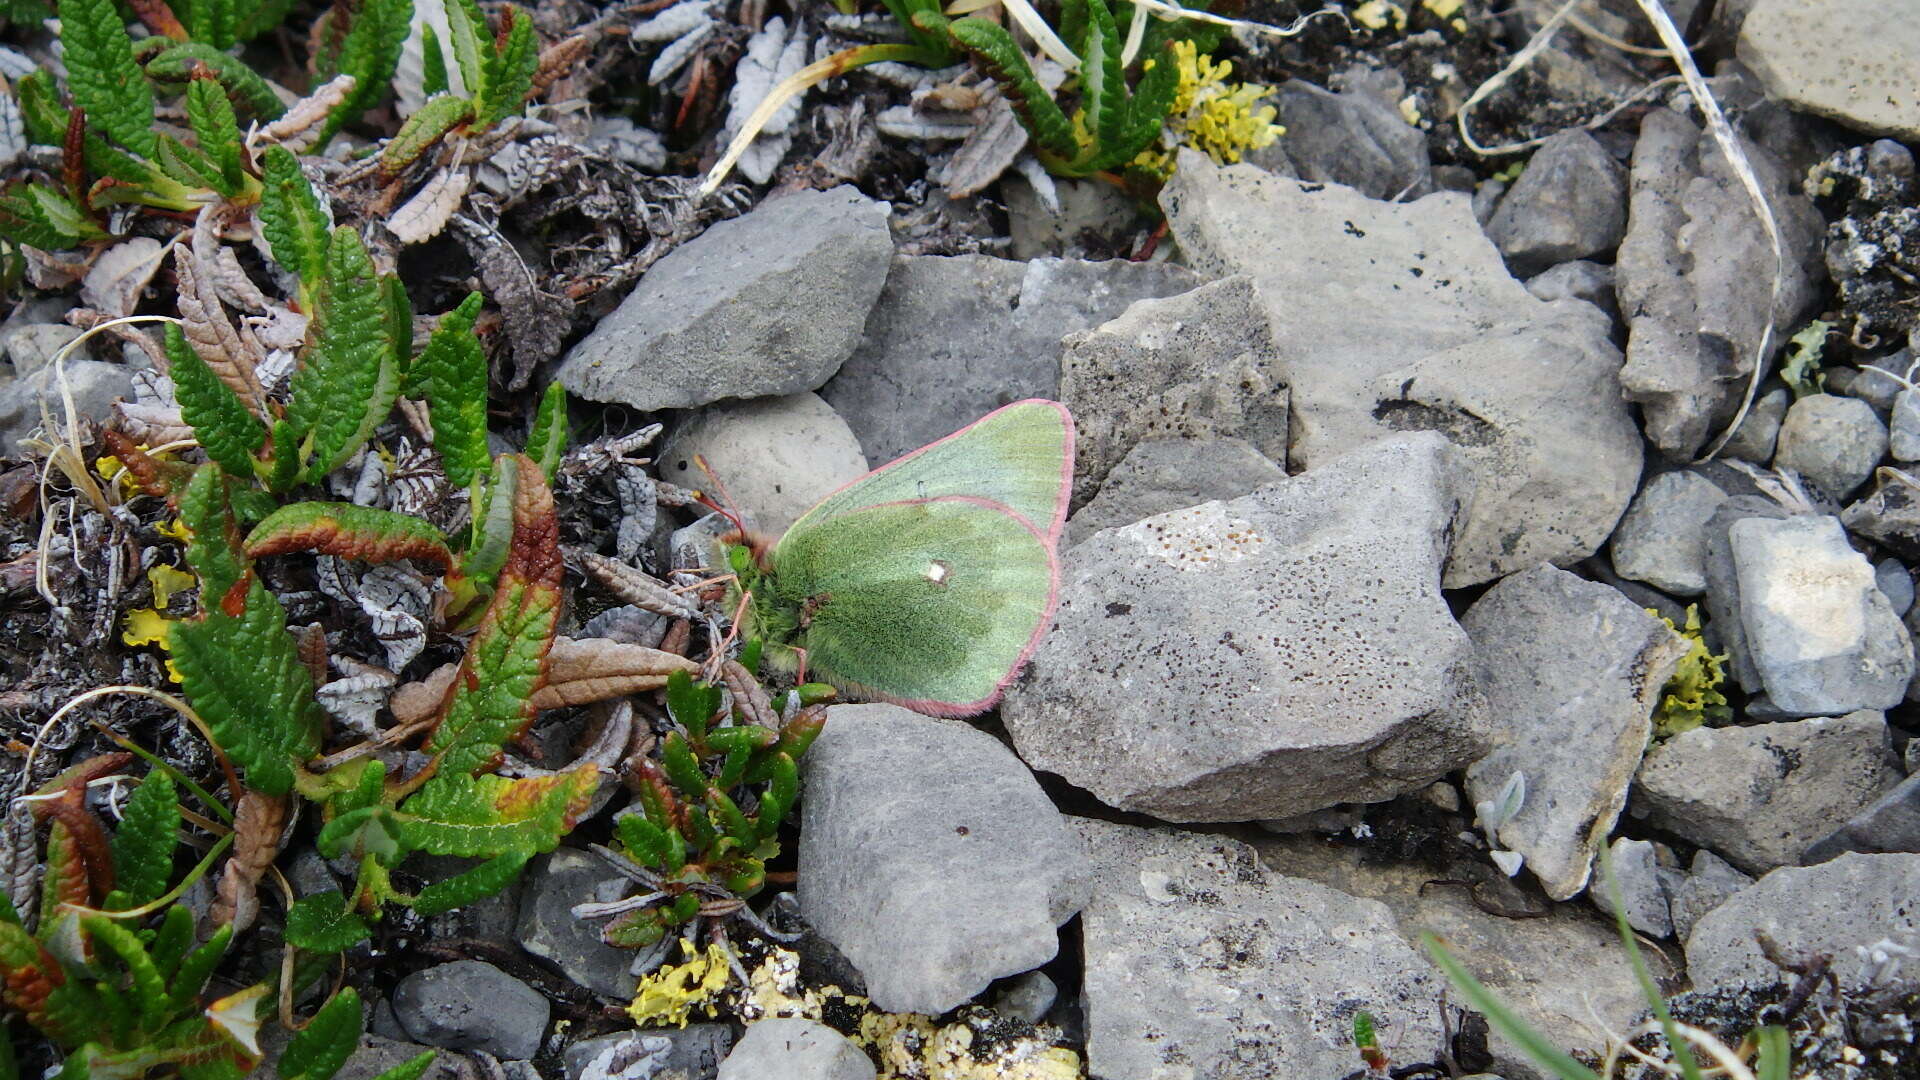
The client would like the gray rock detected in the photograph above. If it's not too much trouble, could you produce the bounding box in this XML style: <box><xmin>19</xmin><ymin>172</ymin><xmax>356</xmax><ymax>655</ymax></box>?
<box><xmin>1721</xmin><ymin>388</ymin><xmax>1791</xmax><ymax>464</ymax></box>
<box><xmin>2</xmin><ymin>323</ymin><xmax>81</xmax><ymax>375</ymax></box>
<box><xmin>1248</xmin><ymin>66</ymin><xmax>1434</xmax><ymax>200</ymax></box>
<box><xmin>1059</xmin><ymin>276</ymin><xmax>1287</xmax><ymax>505</ymax></box>
<box><xmin>1065</xmin><ymin>436</ymin><xmax>1286</xmax><ymax>546</ymax></box>
<box><xmin>716</xmin><ymin>1020</ymin><xmax>872</xmax><ymax>1080</ymax></box>
<box><xmin>1614</xmin><ymin>107</ymin><xmax>1825</xmax><ymax>458</ymax></box>
<box><xmin>516</xmin><ymin>848</ymin><xmax>641</xmax><ymax>999</ymax></box>
<box><xmin>1609</xmin><ymin>470</ymin><xmax>1729</xmax><ymax>596</ymax></box>
<box><xmin>1486</xmin><ymin>130</ymin><xmax>1628</xmax><ymax>276</ymax></box>
<box><xmin>1462</xmin><ymin>565</ymin><xmax>1688</xmax><ymax>900</ymax></box>
<box><xmin>0</xmin><ymin>359</ymin><xmax>134</xmax><ymax>454</ymax></box>
<box><xmin>798</xmin><ymin>704</ymin><xmax>1089</xmax><ymax>1015</ymax></box>
<box><xmin>1667</xmin><ymin>850</ymin><xmax>1754</xmax><ymax>943</ymax></box>
<box><xmin>990</xmin><ymin>971</ymin><xmax>1057</xmax><ymax>1024</ymax></box>
<box><xmin>1074</xmin><ymin>818</ymin><xmax>1444</xmax><ymax>1080</ymax></box>
<box><xmin>1525</xmin><ymin>259</ymin><xmax>1618</xmax><ymax>323</ymax></box>
<box><xmin>657</xmin><ymin>394</ymin><xmax>869</xmax><ymax>535</ymax></box>
<box><xmin>822</xmin><ymin>254</ymin><xmax>1199</xmax><ymax>465</ymax></box>
<box><xmin>1004</xmin><ymin>434</ymin><xmax>1488</xmax><ymax>821</ymax></box>
<box><xmin>410</xmin><ymin>855</ymin><xmax>519</xmax><ymax>942</ymax></box>
<box><xmin>1892</xmin><ymin>390</ymin><xmax>1920</xmax><ymax>460</ymax></box>
<box><xmin>390</xmin><ymin>960</ymin><xmax>548</xmax><ymax>1060</ymax></box>
<box><xmin>332</xmin><ymin>1035</ymin><xmax>468</xmax><ymax>1080</ymax></box>
<box><xmin>1773</xmin><ymin>394</ymin><xmax>1888</xmax><ymax>500</ymax></box>
<box><xmin>1591</xmin><ymin>837</ymin><xmax>1673</xmax><ymax>938</ymax></box>
<box><xmin>1688</xmin><ymin>853</ymin><xmax>1920</xmax><ymax>992</ymax></box>
<box><xmin>1002</xmin><ymin>173</ymin><xmax>1142</xmax><ymax>261</ymax></box>
<box><xmin>1160</xmin><ymin>151</ymin><xmax>1642</xmax><ymax>586</ymax></box>
<box><xmin>1701</xmin><ymin>496</ymin><xmax>1792</xmax><ymax>690</ymax></box>
<box><xmin>1254</xmin><ymin>830</ymin><xmax>1672</xmax><ymax>1078</ymax></box>
<box><xmin>1738</xmin><ymin>0</ymin><xmax>1920</xmax><ymax>141</ymax></box>
<box><xmin>1843</xmin><ymin>471</ymin><xmax>1920</xmax><ymax>560</ymax></box>
<box><xmin>1730</xmin><ymin>515</ymin><xmax>1915</xmax><ymax>715</ymax></box>
<box><xmin>1637</xmin><ymin>712</ymin><xmax>1904</xmax><ymax>873</ymax></box>
<box><xmin>1827</xmin><ymin>352</ymin><xmax>1911</xmax><ymax>417</ymax></box>
<box><xmin>557</xmin><ymin>186</ymin><xmax>893</xmax><ymax>411</ymax></box>
<box><xmin>1878</xmin><ymin>559</ymin><xmax>1915</xmax><ymax>617</ymax></box>
<box><xmin>1803</xmin><ymin>772</ymin><xmax>1920</xmax><ymax>862</ymax></box>
<box><xmin>564</xmin><ymin>1027</ymin><xmax>734</xmax><ymax>1080</ymax></box>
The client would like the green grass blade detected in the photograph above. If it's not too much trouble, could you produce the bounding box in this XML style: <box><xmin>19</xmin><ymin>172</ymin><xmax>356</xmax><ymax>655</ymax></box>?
<box><xmin>1421</xmin><ymin>933</ymin><xmax>1600</xmax><ymax>1080</ymax></box>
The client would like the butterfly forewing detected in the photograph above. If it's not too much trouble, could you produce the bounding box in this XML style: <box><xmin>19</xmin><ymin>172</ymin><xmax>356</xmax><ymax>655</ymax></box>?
<box><xmin>768</xmin><ymin>497</ymin><xmax>1057</xmax><ymax>715</ymax></box>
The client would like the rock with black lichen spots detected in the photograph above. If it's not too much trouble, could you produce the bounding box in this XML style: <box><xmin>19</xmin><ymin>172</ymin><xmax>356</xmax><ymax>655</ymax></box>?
<box><xmin>1843</xmin><ymin>471</ymin><xmax>1920</xmax><ymax>560</ymax></box>
<box><xmin>1738</xmin><ymin>2</ymin><xmax>1920</xmax><ymax>142</ymax></box>
<box><xmin>1667</xmin><ymin>850</ymin><xmax>1753</xmax><ymax>944</ymax></box>
<box><xmin>1004</xmin><ymin>433</ymin><xmax>1489</xmax><ymax>821</ymax></box>
<box><xmin>1802</xmin><ymin>772</ymin><xmax>1920</xmax><ymax>863</ymax></box>
<box><xmin>1688</xmin><ymin>853</ymin><xmax>1920</xmax><ymax>993</ymax></box>
<box><xmin>1609</xmin><ymin>469</ymin><xmax>1729</xmax><ymax>596</ymax></box>
<box><xmin>716</xmin><ymin>1020</ymin><xmax>872</xmax><ymax>1080</ymax></box>
<box><xmin>1591</xmin><ymin>837</ymin><xmax>1673</xmax><ymax>938</ymax></box>
<box><xmin>1461</xmin><ymin>564</ymin><xmax>1688</xmax><ymax>900</ymax></box>
<box><xmin>1073</xmin><ymin>817</ymin><xmax>1445</xmax><ymax>1080</ymax></box>
<box><xmin>1486</xmin><ymin>129</ymin><xmax>1628</xmax><ymax>277</ymax></box>
<box><xmin>1773</xmin><ymin>394</ymin><xmax>1887</xmax><ymax>501</ymax></box>
<box><xmin>1064</xmin><ymin>436</ymin><xmax>1286</xmax><ymax>546</ymax></box>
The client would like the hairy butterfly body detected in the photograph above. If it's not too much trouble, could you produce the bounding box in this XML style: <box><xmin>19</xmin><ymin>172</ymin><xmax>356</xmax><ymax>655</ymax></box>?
<box><xmin>728</xmin><ymin>399</ymin><xmax>1073</xmax><ymax>717</ymax></box>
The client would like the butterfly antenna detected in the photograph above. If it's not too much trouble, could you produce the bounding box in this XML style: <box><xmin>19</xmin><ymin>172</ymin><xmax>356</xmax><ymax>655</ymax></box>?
<box><xmin>693</xmin><ymin>454</ymin><xmax>750</xmax><ymax>536</ymax></box>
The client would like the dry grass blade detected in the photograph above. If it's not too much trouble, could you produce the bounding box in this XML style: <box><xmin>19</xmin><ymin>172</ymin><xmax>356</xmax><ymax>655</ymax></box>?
<box><xmin>528</xmin><ymin>636</ymin><xmax>702</xmax><ymax>710</ymax></box>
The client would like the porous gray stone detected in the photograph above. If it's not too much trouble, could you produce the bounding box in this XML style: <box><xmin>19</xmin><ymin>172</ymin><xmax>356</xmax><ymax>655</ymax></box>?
<box><xmin>822</xmin><ymin>254</ymin><xmax>1199</xmax><ymax>465</ymax></box>
<box><xmin>1721</xmin><ymin>388</ymin><xmax>1791</xmax><ymax>464</ymax></box>
<box><xmin>1064</xmin><ymin>437</ymin><xmax>1287</xmax><ymax>546</ymax></box>
<box><xmin>1738</xmin><ymin>0</ymin><xmax>1920</xmax><ymax>141</ymax></box>
<box><xmin>1614</xmin><ymin>108</ymin><xmax>1825</xmax><ymax>458</ymax></box>
<box><xmin>1878</xmin><ymin>559</ymin><xmax>1915</xmax><ymax>617</ymax></box>
<box><xmin>1159</xmin><ymin>151</ymin><xmax>1642</xmax><ymax>586</ymax></box>
<box><xmin>1487</xmin><ymin>130</ymin><xmax>1628</xmax><ymax>276</ymax></box>
<box><xmin>1525</xmin><ymin>259</ymin><xmax>1618</xmax><ymax>323</ymax></box>
<box><xmin>1059</xmin><ymin>276</ymin><xmax>1287</xmax><ymax>505</ymax></box>
<box><xmin>1667</xmin><ymin>850</ymin><xmax>1753</xmax><ymax>943</ymax></box>
<box><xmin>716</xmin><ymin>1020</ymin><xmax>873</xmax><ymax>1080</ymax></box>
<box><xmin>990</xmin><ymin>971</ymin><xmax>1057</xmax><ymax>1024</ymax></box>
<box><xmin>557</xmin><ymin>186</ymin><xmax>893</xmax><ymax>411</ymax></box>
<box><xmin>1701</xmin><ymin>496</ymin><xmax>1792</xmax><ymax>691</ymax></box>
<box><xmin>1</xmin><ymin>323</ymin><xmax>81</xmax><ymax>375</ymax></box>
<box><xmin>1590</xmin><ymin>837</ymin><xmax>1673</xmax><ymax>938</ymax></box>
<box><xmin>798</xmin><ymin>704</ymin><xmax>1089</xmax><ymax>1015</ymax></box>
<box><xmin>1609</xmin><ymin>470</ymin><xmax>1729</xmax><ymax>596</ymax></box>
<box><xmin>390</xmin><ymin>960</ymin><xmax>548</xmax><ymax>1059</ymax></box>
<box><xmin>333</xmin><ymin>1035</ymin><xmax>469</xmax><ymax>1080</ymax></box>
<box><xmin>1462</xmin><ymin>565</ymin><xmax>1688</xmax><ymax>900</ymax></box>
<box><xmin>1729</xmin><ymin>515</ymin><xmax>1915</xmax><ymax>715</ymax></box>
<box><xmin>1843</xmin><ymin>472</ymin><xmax>1920</xmax><ymax>560</ymax></box>
<box><xmin>1002</xmin><ymin>174</ymin><xmax>1142</xmax><ymax>261</ymax></box>
<box><xmin>1773</xmin><ymin>393</ymin><xmax>1888</xmax><ymax>500</ymax></box>
<box><xmin>0</xmin><ymin>359</ymin><xmax>133</xmax><ymax>454</ymax></box>
<box><xmin>1688</xmin><ymin>853</ymin><xmax>1920</xmax><ymax>992</ymax></box>
<box><xmin>657</xmin><ymin>393</ymin><xmax>869</xmax><ymax>535</ymax></box>
<box><xmin>515</xmin><ymin>848</ymin><xmax>640</xmax><ymax>1000</ymax></box>
<box><xmin>1003</xmin><ymin>434</ymin><xmax>1490</xmax><ymax>821</ymax></box>
<box><xmin>1637</xmin><ymin>712</ymin><xmax>1903</xmax><ymax>874</ymax></box>
<box><xmin>562</xmin><ymin>1027</ymin><xmax>735</xmax><ymax>1080</ymax></box>
<box><xmin>1248</xmin><ymin>66</ymin><xmax>1434</xmax><ymax>201</ymax></box>
<box><xmin>1892</xmin><ymin>390</ymin><xmax>1920</xmax><ymax>461</ymax></box>
<box><xmin>1075</xmin><ymin>818</ymin><xmax>1444</xmax><ymax>1080</ymax></box>
<box><xmin>1802</xmin><ymin>772</ymin><xmax>1920</xmax><ymax>862</ymax></box>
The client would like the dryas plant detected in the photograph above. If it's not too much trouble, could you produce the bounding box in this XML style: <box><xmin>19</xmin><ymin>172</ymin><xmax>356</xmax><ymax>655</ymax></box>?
<box><xmin>0</xmin><ymin>756</ymin><xmax>434</xmax><ymax>1080</ymax></box>
<box><xmin>576</xmin><ymin>669</ymin><xmax>826</xmax><ymax>951</ymax></box>
<box><xmin>377</xmin><ymin>0</ymin><xmax>541</xmax><ymax>177</ymax></box>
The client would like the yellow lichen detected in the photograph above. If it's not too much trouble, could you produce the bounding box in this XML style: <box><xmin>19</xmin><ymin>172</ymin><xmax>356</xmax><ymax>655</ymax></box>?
<box><xmin>1398</xmin><ymin>94</ymin><xmax>1423</xmax><ymax>126</ymax></box>
<box><xmin>627</xmin><ymin>940</ymin><xmax>733</xmax><ymax>1029</ymax></box>
<box><xmin>1134</xmin><ymin>40</ymin><xmax>1283</xmax><ymax>177</ymax></box>
<box><xmin>122</xmin><ymin>606</ymin><xmax>182</xmax><ymax>682</ymax></box>
<box><xmin>147</xmin><ymin>564</ymin><xmax>197</xmax><ymax>610</ymax></box>
<box><xmin>1648</xmin><ymin>604</ymin><xmax>1731</xmax><ymax>739</ymax></box>
<box><xmin>156</xmin><ymin>517</ymin><xmax>191</xmax><ymax>543</ymax></box>
<box><xmin>1421</xmin><ymin>0</ymin><xmax>1463</xmax><ymax>18</ymax></box>
<box><xmin>1351</xmin><ymin>0</ymin><xmax>1408</xmax><ymax>31</ymax></box>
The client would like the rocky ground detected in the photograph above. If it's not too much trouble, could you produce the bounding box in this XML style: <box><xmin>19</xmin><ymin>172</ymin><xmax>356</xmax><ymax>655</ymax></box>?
<box><xmin>3</xmin><ymin>0</ymin><xmax>1920</xmax><ymax>1078</ymax></box>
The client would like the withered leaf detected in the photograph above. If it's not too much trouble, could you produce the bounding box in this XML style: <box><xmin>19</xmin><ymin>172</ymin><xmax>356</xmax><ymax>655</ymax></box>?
<box><xmin>529</xmin><ymin>636</ymin><xmax>700</xmax><ymax>710</ymax></box>
<box><xmin>210</xmin><ymin>790</ymin><xmax>287</xmax><ymax>935</ymax></box>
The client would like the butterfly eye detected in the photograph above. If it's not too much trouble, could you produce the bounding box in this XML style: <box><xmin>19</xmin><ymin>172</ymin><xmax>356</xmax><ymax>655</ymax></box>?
<box><xmin>924</xmin><ymin>560</ymin><xmax>951</xmax><ymax>587</ymax></box>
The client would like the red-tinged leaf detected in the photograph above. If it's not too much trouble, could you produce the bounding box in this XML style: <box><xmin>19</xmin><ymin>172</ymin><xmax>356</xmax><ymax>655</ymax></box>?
<box><xmin>397</xmin><ymin>766</ymin><xmax>599</xmax><ymax>858</ymax></box>
<box><xmin>422</xmin><ymin>455</ymin><xmax>560</xmax><ymax>779</ymax></box>
<box><xmin>41</xmin><ymin>821</ymin><xmax>95</xmax><ymax>921</ymax></box>
<box><xmin>0</xmin><ymin>920</ymin><xmax>69</xmax><ymax>1037</ymax></box>
<box><xmin>527</xmin><ymin>636</ymin><xmax>701</xmax><ymax>710</ymax></box>
<box><xmin>244</xmin><ymin>502</ymin><xmax>455</xmax><ymax>572</ymax></box>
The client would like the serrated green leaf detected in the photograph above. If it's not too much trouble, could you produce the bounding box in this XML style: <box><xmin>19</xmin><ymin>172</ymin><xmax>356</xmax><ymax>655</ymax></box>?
<box><xmin>1120</xmin><ymin>42</ymin><xmax>1180</xmax><ymax>160</ymax></box>
<box><xmin>155</xmin><ymin>134</ymin><xmax>224</xmax><ymax>191</ymax></box>
<box><xmin>399</xmin><ymin>768</ymin><xmax>597</xmax><ymax>858</ymax></box>
<box><xmin>16</xmin><ymin>70</ymin><xmax>67</xmax><ymax>146</ymax></box>
<box><xmin>165</xmin><ymin>926</ymin><xmax>231</xmax><ymax>1012</ymax></box>
<box><xmin>0</xmin><ymin>185</ymin><xmax>106</xmax><ymax>250</ymax></box>
<box><xmin>149</xmin><ymin>905</ymin><xmax>195</xmax><ymax>978</ymax></box>
<box><xmin>1078</xmin><ymin>0</ymin><xmax>1125</xmax><ymax>168</ymax></box>
<box><xmin>179</xmin><ymin>0</ymin><xmax>238</xmax><ymax>50</ymax></box>
<box><xmin>266</xmin><ymin>418</ymin><xmax>301</xmax><ymax>494</ymax></box>
<box><xmin>473</xmin><ymin>5</ymin><xmax>537</xmax><ymax>129</ymax></box>
<box><xmin>245</xmin><ymin>502</ymin><xmax>454</xmax><ymax>570</ymax></box>
<box><xmin>524</xmin><ymin>382</ymin><xmax>567</xmax><ymax>483</ymax></box>
<box><xmin>172</xmin><ymin>580</ymin><xmax>324</xmax><ymax>797</ymax></box>
<box><xmin>409</xmin><ymin>852</ymin><xmax>527</xmax><ymax>914</ymax></box>
<box><xmin>234</xmin><ymin>0</ymin><xmax>296</xmax><ymax>41</ymax></box>
<box><xmin>458</xmin><ymin>456</ymin><xmax>515</xmax><ymax>590</ymax></box>
<box><xmin>367</xmin><ymin>1051</ymin><xmax>437</xmax><ymax>1080</ymax></box>
<box><xmin>425</xmin><ymin>456</ymin><xmax>560</xmax><ymax>777</ymax></box>
<box><xmin>80</xmin><ymin>917</ymin><xmax>168</xmax><ymax>1030</ymax></box>
<box><xmin>443</xmin><ymin>0</ymin><xmax>490</xmax><ymax>96</ymax></box>
<box><xmin>144</xmin><ymin>44</ymin><xmax>284</xmax><ymax>120</ymax></box>
<box><xmin>316</xmin><ymin>806</ymin><xmax>405</xmax><ymax>866</ymax></box>
<box><xmin>280</xmin><ymin>987</ymin><xmax>362</xmax><ymax>1080</ymax></box>
<box><xmin>256</xmin><ymin>146</ymin><xmax>329</xmax><ymax>289</ymax></box>
<box><xmin>383</xmin><ymin>270</ymin><xmax>412</xmax><ymax>374</ymax></box>
<box><xmin>177</xmin><ymin>464</ymin><xmax>247</xmax><ymax>605</ymax></box>
<box><xmin>754</xmin><ymin>752</ymin><xmax>797</xmax><ymax>840</ymax></box>
<box><xmin>166</xmin><ymin>325</ymin><xmax>266</xmax><ymax>478</ymax></box>
<box><xmin>421</xmin><ymin>23</ymin><xmax>450</xmax><ymax>97</ymax></box>
<box><xmin>288</xmin><ymin>228</ymin><xmax>402</xmax><ymax>481</ymax></box>
<box><xmin>284</xmin><ymin>892</ymin><xmax>371</xmax><ymax>954</ymax></box>
<box><xmin>660</xmin><ymin>732</ymin><xmax>704</xmax><ymax>797</ymax></box>
<box><xmin>59</xmin><ymin>0</ymin><xmax>156</xmax><ymax>157</ymax></box>
<box><xmin>415</xmin><ymin>292</ymin><xmax>489</xmax><ymax>487</ymax></box>
<box><xmin>185</xmin><ymin>78</ymin><xmax>245</xmax><ymax>196</ymax></box>
<box><xmin>319</xmin><ymin>0</ymin><xmax>415</xmax><ymax>146</ymax></box>
<box><xmin>378</xmin><ymin>93</ymin><xmax>474</xmax><ymax>177</ymax></box>
<box><xmin>108</xmin><ymin>771</ymin><xmax>178</xmax><ymax>909</ymax></box>
<box><xmin>948</xmin><ymin>19</ymin><xmax>1075</xmax><ymax>158</ymax></box>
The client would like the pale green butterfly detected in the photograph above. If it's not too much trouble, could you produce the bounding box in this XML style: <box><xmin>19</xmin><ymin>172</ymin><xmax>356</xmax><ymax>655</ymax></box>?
<box><xmin>722</xmin><ymin>399</ymin><xmax>1074</xmax><ymax>717</ymax></box>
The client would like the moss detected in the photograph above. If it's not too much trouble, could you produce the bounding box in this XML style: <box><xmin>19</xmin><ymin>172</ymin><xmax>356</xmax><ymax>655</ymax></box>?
<box><xmin>1133</xmin><ymin>40</ymin><xmax>1283</xmax><ymax>176</ymax></box>
<box><xmin>1649</xmin><ymin>604</ymin><xmax>1732</xmax><ymax>739</ymax></box>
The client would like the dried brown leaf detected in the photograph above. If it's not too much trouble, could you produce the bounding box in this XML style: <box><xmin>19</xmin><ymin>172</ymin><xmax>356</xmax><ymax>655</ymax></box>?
<box><xmin>81</xmin><ymin>238</ymin><xmax>169</xmax><ymax>318</ymax></box>
<box><xmin>528</xmin><ymin>636</ymin><xmax>700</xmax><ymax>710</ymax></box>
<box><xmin>573</xmin><ymin>549</ymin><xmax>697</xmax><ymax>619</ymax></box>
<box><xmin>173</xmin><ymin>233</ymin><xmax>266</xmax><ymax>417</ymax></box>
<box><xmin>942</xmin><ymin>95</ymin><xmax>1028</xmax><ymax>198</ymax></box>
<box><xmin>720</xmin><ymin>658</ymin><xmax>776</xmax><ymax>729</ymax></box>
<box><xmin>258</xmin><ymin>75</ymin><xmax>356</xmax><ymax>153</ymax></box>
<box><xmin>391</xmin><ymin>662</ymin><xmax>459</xmax><ymax>725</ymax></box>
<box><xmin>389</xmin><ymin>167</ymin><xmax>469</xmax><ymax>246</ymax></box>
<box><xmin>452</xmin><ymin>215</ymin><xmax>572</xmax><ymax>390</ymax></box>
<box><xmin>210</xmin><ymin>790</ymin><xmax>287</xmax><ymax>935</ymax></box>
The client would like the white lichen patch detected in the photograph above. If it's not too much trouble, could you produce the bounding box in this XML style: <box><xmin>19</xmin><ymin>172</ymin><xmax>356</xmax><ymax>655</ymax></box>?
<box><xmin>1129</xmin><ymin>503</ymin><xmax>1268</xmax><ymax>571</ymax></box>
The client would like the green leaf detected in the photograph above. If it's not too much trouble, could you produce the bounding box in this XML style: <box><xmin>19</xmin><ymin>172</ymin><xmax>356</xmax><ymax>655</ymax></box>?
<box><xmin>142</xmin><ymin>43</ymin><xmax>285</xmax><ymax>120</ymax></box>
<box><xmin>234</xmin><ymin>0</ymin><xmax>296</xmax><ymax>42</ymax></box>
<box><xmin>155</xmin><ymin>134</ymin><xmax>225</xmax><ymax>191</ymax></box>
<box><xmin>108</xmin><ymin>771</ymin><xmax>179</xmax><ymax>909</ymax></box>
<box><xmin>473</xmin><ymin>5</ymin><xmax>537</xmax><ymax>129</ymax></box>
<box><xmin>280</xmin><ymin>987</ymin><xmax>362</xmax><ymax>1080</ymax></box>
<box><xmin>58</xmin><ymin>0</ymin><xmax>156</xmax><ymax>157</ymax></box>
<box><xmin>524</xmin><ymin>383</ymin><xmax>567</xmax><ymax>483</ymax></box>
<box><xmin>1754</xmin><ymin>1024</ymin><xmax>1790</xmax><ymax>1080</ymax></box>
<box><xmin>245</xmin><ymin>501</ymin><xmax>454</xmax><ymax>571</ymax></box>
<box><xmin>177</xmin><ymin>464</ymin><xmax>247</xmax><ymax>605</ymax></box>
<box><xmin>367</xmin><ymin>1051</ymin><xmax>437</xmax><ymax>1080</ymax></box>
<box><xmin>179</xmin><ymin>0</ymin><xmax>238</xmax><ymax>50</ymax></box>
<box><xmin>149</xmin><ymin>904</ymin><xmax>195</xmax><ymax>978</ymax></box>
<box><xmin>285</xmin><ymin>892</ymin><xmax>372</xmax><ymax>953</ymax></box>
<box><xmin>1077</xmin><ymin>0</ymin><xmax>1126</xmax><ymax>169</ymax></box>
<box><xmin>16</xmin><ymin>70</ymin><xmax>67</xmax><ymax>146</ymax></box>
<box><xmin>257</xmin><ymin>146</ymin><xmax>330</xmax><ymax>287</ymax></box>
<box><xmin>399</xmin><ymin>770</ymin><xmax>597</xmax><ymax>858</ymax></box>
<box><xmin>660</xmin><ymin>732</ymin><xmax>704</xmax><ymax>797</ymax></box>
<box><xmin>409</xmin><ymin>852</ymin><xmax>528</xmax><ymax>914</ymax></box>
<box><xmin>266</xmin><ymin>418</ymin><xmax>302</xmax><ymax>494</ymax></box>
<box><xmin>443</xmin><ymin>0</ymin><xmax>491</xmax><ymax>95</ymax></box>
<box><xmin>172</xmin><ymin>579</ymin><xmax>325</xmax><ymax>797</ymax></box>
<box><xmin>459</xmin><ymin>456</ymin><xmax>516</xmax><ymax>589</ymax></box>
<box><xmin>288</xmin><ymin>228</ymin><xmax>402</xmax><ymax>481</ymax></box>
<box><xmin>166</xmin><ymin>325</ymin><xmax>266</xmax><ymax>478</ymax></box>
<box><xmin>378</xmin><ymin>93</ymin><xmax>474</xmax><ymax>177</ymax></box>
<box><xmin>421</xmin><ymin>24</ymin><xmax>451</xmax><ymax>97</ymax></box>
<box><xmin>754</xmin><ymin>753</ymin><xmax>798</xmax><ymax>840</ymax></box>
<box><xmin>185</xmin><ymin>77</ymin><xmax>245</xmax><ymax>196</ymax></box>
<box><xmin>948</xmin><ymin>19</ymin><xmax>1076</xmax><ymax>158</ymax></box>
<box><xmin>165</xmin><ymin>926</ymin><xmax>231</xmax><ymax>1012</ymax></box>
<box><xmin>415</xmin><ymin>293</ymin><xmax>489</xmax><ymax>487</ymax></box>
<box><xmin>80</xmin><ymin>917</ymin><xmax>168</xmax><ymax>1029</ymax></box>
<box><xmin>316</xmin><ymin>806</ymin><xmax>405</xmax><ymax>866</ymax></box>
<box><xmin>0</xmin><ymin>185</ymin><xmax>108</xmax><ymax>250</ymax></box>
<box><xmin>616</xmin><ymin>814</ymin><xmax>671</xmax><ymax>867</ymax></box>
<box><xmin>319</xmin><ymin>0</ymin><xmax>415</xmax><ymax>146</ymax></box>
<box><xmin>1421</xmin><ymin>934</ymin><xmax>1599</xmax><ymax>1080</ymax></box>
<box><xmin>1122</xmin><ymin>42</ymin><xmax>1180</xmax><ymax>161</ymax></box>
<box><xmin>664</xmin><ymin>670</ymin><xmax>720</xmax><ymax>739</ymax></box>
